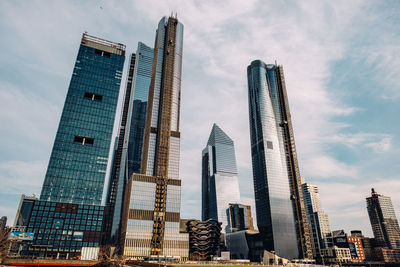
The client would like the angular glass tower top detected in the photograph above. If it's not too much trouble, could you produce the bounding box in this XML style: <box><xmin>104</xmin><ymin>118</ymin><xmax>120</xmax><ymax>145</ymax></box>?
<box><xmin>202</xmin><ymin>124</ymin><xmax>241</xmax><ymax>232</ymax></box>
<box><xmin>206</xmin><ymin>123</ymin><xmax>238</xmax><ymax>175</ymax></box>
<box><xmin>40</xmin><ymin>33</ymin><xmax>125</xmax><ymax>205</ymax></box>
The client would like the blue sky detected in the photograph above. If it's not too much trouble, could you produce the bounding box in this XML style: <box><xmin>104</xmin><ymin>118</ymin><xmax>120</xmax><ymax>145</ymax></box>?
<box><xmin>1</xmin><ymin>0</ymin><xmax>399</xmax><ymax>237</ymax></box>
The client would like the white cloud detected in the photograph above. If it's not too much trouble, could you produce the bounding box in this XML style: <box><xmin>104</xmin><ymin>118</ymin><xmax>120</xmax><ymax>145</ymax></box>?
<box><xmin>0</xmin><ymin>81</ymin><xmax>60</xmax><ymax>148</ymax></box>
<box><xmin>365</xmin><ymin>137</ymin><xmax>392</xmax><ymax>153</ymax></box>
<box><xmin>0</xmin><ymin>160</ymin><xmax>45</xmax><ymax>195</ymax></box>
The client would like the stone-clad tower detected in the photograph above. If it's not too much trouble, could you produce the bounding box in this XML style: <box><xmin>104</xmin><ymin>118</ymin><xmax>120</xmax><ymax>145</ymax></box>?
<box><xmin>120</xmin><ymin>16</ymin><xmax>188</xmax><ymax>259</ymax></box>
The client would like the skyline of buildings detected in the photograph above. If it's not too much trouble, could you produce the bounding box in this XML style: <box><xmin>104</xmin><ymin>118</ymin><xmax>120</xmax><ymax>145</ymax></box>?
<box><xmin>201</xmin><ymin>123</ymin><xmax>241</xmax><ymax>233</ymax></box>
<box><xmin>2</xmin><ymin>11</ymin><xmax>400</xmax><ymax>264</ymax></box>
<box><xmin>247</xmin><ymin>60</ymin><xmax>312</xmax><ymax>259</ymax></box>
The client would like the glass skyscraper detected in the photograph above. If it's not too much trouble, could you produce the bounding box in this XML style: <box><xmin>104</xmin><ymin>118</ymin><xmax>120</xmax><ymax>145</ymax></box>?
<box><xmin>247</xmin><ymin>60</ymin><xmax>312</xmax><ymax>259</ymax></box>
<box><xmin>366</xmin><ymin>188</ymin><xmax>400</xmax><ymax>249</ymax></box>
<box><xmin>120</xmin><ymin>16</ymin><xmax>188</xmax><ymax>259</ymax></box>
<box><xmin>302</xmin><ymin>179</ymin><xmax>333</xmax><ymax>259</ymax></box>
<box><xmin>202</xmin><ymin>124</ymin><xmax>241</xmax><ymax>233</ymax></box>
<box><xmin>41</xmin><ymin>33</ymin><xmax>125</xmax><ymax>205</ymax></box>
<box><xmin>13</xmin><ymin>33</ymin><xmax>125</xmax><ymax>259</ymax></box>
<box><xmin>106</xmin><ymin>42</ymin><xmax>153</xmax><ymax>243</ymax></box>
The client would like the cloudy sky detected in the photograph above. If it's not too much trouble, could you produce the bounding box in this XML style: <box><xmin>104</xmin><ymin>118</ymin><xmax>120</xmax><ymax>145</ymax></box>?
<box><xmin>1</xmin><ymin>0</ymin><xmax>399</xmax><ymax>237</ymax></box>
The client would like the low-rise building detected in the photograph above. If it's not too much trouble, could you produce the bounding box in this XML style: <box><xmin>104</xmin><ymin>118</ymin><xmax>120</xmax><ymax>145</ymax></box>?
<box><xmin>225</xmin><ymin>230</ymin><xmax>264</xmax><ymax>262</ymax></box>
<box><xmin>321</xmin><ymin>246</ymin><xmax>351</xmax><ymax>263</ymax></box>
<box><xmin>372</xmin><ymin>248</ymin><xmax>400</xmax><ymax>263</ymax></box>
<box><xmin>13</xmin><ymin>195</ymin><xmax>104</xmax><ymax>260</ymax></box>
<box><xmin>333</xmin><ymin>229</ymin><xmax>366</xmax><ymax>262</ymax></box>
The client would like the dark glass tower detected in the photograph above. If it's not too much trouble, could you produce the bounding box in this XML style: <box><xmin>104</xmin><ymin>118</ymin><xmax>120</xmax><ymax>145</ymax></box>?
<box><xmin>247</xmin><ymin>60</ymin><xmax>313</xmax><ymax>259</ymax></box>
<box><xmin>106</xmin><ymin>42</ymin><xmax>153</xmax><ymax>243</ymax></box>
<box><xmin>13</xmin><ymin>33</ymin><xmax>125</xmax><ymax>259</ymax></box>
<box><xmin>202</xmin><ymin>124</ymin><xmax>241</xmax><ymax>233</ymax></box>
<box><xmin>367</xmin><ymin>188</ymin><xmax>400</xmax><ymax>249</ymax></box>
<box><xmin>40</xmin><ymin>33</ymin><xmax>125</xmax><ymax>205</ymax></box>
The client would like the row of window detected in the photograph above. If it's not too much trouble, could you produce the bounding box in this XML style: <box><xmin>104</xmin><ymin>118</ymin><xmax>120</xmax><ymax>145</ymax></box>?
<box><xmin>33</xmin><ymin>201</ymin><xmax>104</xmax><ymax>210</ymax></box>
<box><xmin>69</xmin><ymin>77</ymin><xmax>121</xmax><ymax>97</ymax></box>
<box><xmin>34</xmin><ymin>240</ymin><xmax>99</xmax><ymax>247</ymax></box>
<box><xmin>79</xmin><ymin>47</ymin><xmax>124</xmax><ymax>65</ymax></box>
<box><xmin>30</xmin><ymin>213</ymin><xmax>103</xmax><ymax>220</ymax></box>
<box><xmin>76</xmin><ymin>57</ymin><xmax>124</xmax><ymax>73</ymax></box>
<box><xmin>29</xmin><ymin>223</ymin><xmax>101</xmax><ymax>232</ymax></box>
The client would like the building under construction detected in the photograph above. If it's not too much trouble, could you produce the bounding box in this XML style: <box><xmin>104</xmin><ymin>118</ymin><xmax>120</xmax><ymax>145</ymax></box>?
<box><xmin>120</xmin><ymin>16</ymin><xmax>188</xmax><ymax>259</ymax></box>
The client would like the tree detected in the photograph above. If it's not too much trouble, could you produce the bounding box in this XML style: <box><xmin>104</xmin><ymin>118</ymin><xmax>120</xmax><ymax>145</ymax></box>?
<box><xmin>0</xmin><ymin>228</ymin><xmax>10</xmax><ymax>263</ymax></box>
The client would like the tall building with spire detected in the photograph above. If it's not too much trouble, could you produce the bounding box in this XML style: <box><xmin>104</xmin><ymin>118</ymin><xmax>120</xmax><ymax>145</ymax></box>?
<box><xmin>247</xmin><ymin>60</ymin><xmax>313</xmax><ymax>259</ymax></box>
<box><xmin>201</xmin><ymin>124</ymin><xmax>241</xmax><ymax>233</ymax></box>
<box><xmin>120</xmin><ymin>16</ymin><xmax>188</xmax><ymax>259</ymax></box>
<box><xmin>106</xmin><ymin>42</ymin><xmax>153</xmax><ymax>244</ymax></box>
<box><xmin>367</xmin><ymin>188</ymin><xmax>400</xmax><ymax>249</ymax></box>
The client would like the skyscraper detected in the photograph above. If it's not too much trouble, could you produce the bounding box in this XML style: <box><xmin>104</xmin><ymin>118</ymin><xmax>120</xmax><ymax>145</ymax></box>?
<box><xmin>14</xmin><ymin>33</ymin><xmax>125</xmax><ymax>259</ymax></box>
<box><xmin>302</xmin><ymin>180</ymin><xmax>333</xmax><ymax>259</ymax></box>
<box><xmin>106</xmin><ymin>42</ymin><xmax>153</xmax><ymax>243</ymax></box>
<box><xmin>366</xmin><ymin>188</ymin><xmax>400</xmax><ymax>249</ymax></box>
<box><xmin>41</xmin><ymin>33</ymin><xmax>125</xmax><ymax>205</ymax></box>
<box><xmin>120</xmin><ymin>16</ymin><xmax>188</xmax><ymax>258</ymax></box>
<box><xmin>202</xmin><ymin>123</ymin><xmax>241</xmax><ymax>233</ymax></box>
<box><xmin>247</xmin><ymin>60</ymin><xmax>313</xmax><ymax>259</ymax></box>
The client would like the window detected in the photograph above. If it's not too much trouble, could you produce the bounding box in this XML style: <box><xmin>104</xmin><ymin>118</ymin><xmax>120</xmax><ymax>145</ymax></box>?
<box><xmin>73</xmin><ymin>231</ymin><xmax>84</xmax><ymax>241</ymax></box>
<box><xmin>94</xmin><ymin>49</ymin><xmax>111</xmax><ymax>58</ymax></box>
<box><xmin>267</xmin><ymin>141</ymin><xmax>273</xmax><ymax>149</ymax></box>
<box><xmin>74</xmin><ymin>136</ymin><xmax>94</xmax><ymax>145</ymax></box>
<box><xmin>53</xmin><ymin>219</ymin><xmax>64</xmax><ymax>229</ymax></box>
<box><xmin>84</xmin><ymin>92</ymin><xmax>103</xmax><ymax>102</ymax></box>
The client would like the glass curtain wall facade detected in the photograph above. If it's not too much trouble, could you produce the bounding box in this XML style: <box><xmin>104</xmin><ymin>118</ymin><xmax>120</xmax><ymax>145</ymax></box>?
<box><xmin>367</xmin><ymin>188</ymin><xmax>400</xmax><ymax>249</ymax></box>
<box><xmin>247</xmin><ymin>60</ymin><xmax>312</xmax><ymax>259</ymax></box>
<box><xmin>120</xmin><ymin>16</ymin><xmax>188</xmax><ymax>259</ymax></box>
<box><xmin>41</xmin><ymin>33</ymin><xmax>125</xmax><ymax>205</ymax></box>
<box><xmin>15</xmin><ymin>33</ymin><xmax>125</xmax><ymax>258</ymax></box>
<box><xmin>302</xmin><ymin>180</ymin><xmax>333</xmax><ymax>259</ymax></box>
<box><xmin>202</xmin><ymin>124</ymin><xmax>241</xmax><ymax>233</ymax></box>
<box><xmin>106</xmin><ymin>42</ymin><xmax>153</xmax><ymax>244</ymax></box>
